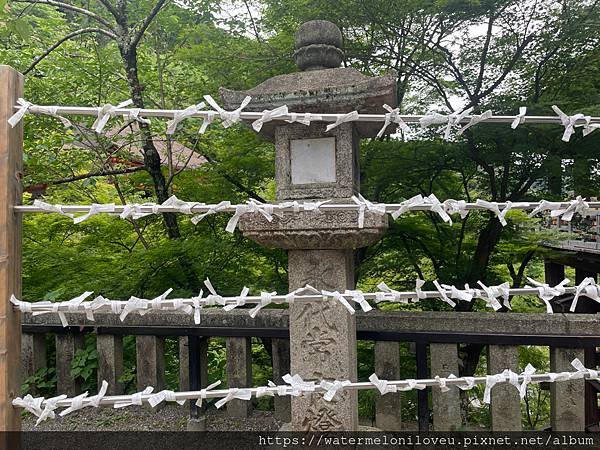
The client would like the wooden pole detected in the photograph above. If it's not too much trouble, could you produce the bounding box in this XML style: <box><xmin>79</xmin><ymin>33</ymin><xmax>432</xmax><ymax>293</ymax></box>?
<box><xmin>0</xmin><ymin>65</ymin><xmax>23</xmax><ymax>431</ymax></box>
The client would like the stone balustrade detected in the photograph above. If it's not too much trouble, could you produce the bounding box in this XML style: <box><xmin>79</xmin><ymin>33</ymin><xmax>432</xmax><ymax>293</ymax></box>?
<box><xmin>21</xmin><ymin>310</ymin><xmax>600</xmax><ymax>431</ymax></box>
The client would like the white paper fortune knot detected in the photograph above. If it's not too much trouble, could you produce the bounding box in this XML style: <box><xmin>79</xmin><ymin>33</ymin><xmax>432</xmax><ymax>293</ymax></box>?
<box><xmin>194</xmin><ymin>380</ymin><xmax>222</xmax><ymax>407</ymax></box>
<box><xmin>525</xmin><ymin>277</ymin><xmax>569</xmax><ymax>314</ymax></box>
<box><xmin>252</xmin><ymin>105</ymin><xmax>289</xmax><ymax>132</ymax></box>
<box><xmin>552</xmin><ymin>105</ymin><xmax>586</xmax><ymax>142</ymax></box>
<box><xmin>203</xmin><ymin>95</ymin><xmax>252</xmax><ymax>128</ymax></box>
<box><xmin>511</xmin><ymin>107</ymin><xmax>527</xmax><ymax>129</ymax></box>
<box><xmin>457</xmin><ymin>110</ymin><xmax>493</xmax><ymax>135</ymax></box>
<box><xmin>321</xmin><ymin>290</ymin><xmax>355</xmax><ymax>314</ymax></box>
<box><xmin>148</xmin><ymin>389</ymin><xmax>186</xmax><ymax>408</ymax></box>
<box><xmin>419</xmin><ymin>108</ymin><xmax>473</xmax><ymax>140</ymax></box>
<box><xmin>8</xmin><ymin>98</ymin><xmax>73</xmax><ymax>128</ymax></box>
<box><xmin>571</xmin><ymin>277</ymin><xmax>600</xmax><ymax>312</ymax></box>
<box><xmin>320</xmin><ymin>379</ymin><xmax>352</xmax><ymax>401</ymax></box>
<box><xmin>73</xmin><ymin>203</ymin><xmax>116</xmax><ymax>224</ymax></box>
<box><xmin>214</xmin><ymin>388</ymin><xmax>253</xmax><ymax>409</ymax></box>
<box><xmin>475</xmin><ymin>199</ymin><xmax>513</xmax><ymax>226</ymax></box>
<box><xmin>33</xmin><ymin>199</ymin><xmax>74</xmax><ymax>218</ymax></box>
<box><xmin>351</xmin><ymin>194</ymin><xmax>387</xmax><ymax>228</ymax></box>
<box><xmin>114</xmin><ymin>387</ymin><xmax>154</xmax><ymax>409</ymax></box>
<box><xmin>369</xmin><ymin>374</ymin><xmax>398</xmax><ymax>394</ymax></box>
<box><xmin>285</xmin><ymin>112</ymin><xmax>323</xmax><ymax>126</ymax></box>
<box><xmin>325</xmin><ymin>111</ymin><xmax>359</xmax><ymax>132</ymax></box>
<box><xmin>376</xmin><ymin>104</ymin><xmax>411</xmax><ymax>139</ymax></box>
<box><xmin>92</xmin><ymin>100</ymin><xmax>133</xmax><ymax>133</ymax></box>
<box><xmin>166</xmin><ymin>102</ymin><xmax>206</xmax><ymax>134</ymax></box>
<box><xmin>282</xmin><ymin>374</ymin><xmax>316</xmax><ymax>396</ymax></box>
<box><xmin>248</xmin><ymin>290</ymin><xmax>277</xmax><ymax>318</ymax></box>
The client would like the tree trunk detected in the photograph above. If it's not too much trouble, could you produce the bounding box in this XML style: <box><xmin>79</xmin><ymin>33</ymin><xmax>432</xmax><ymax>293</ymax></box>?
<box><xmin>119</xmin><ymin>45</ymin><xmax>201</xmax><ymax>292</ymax></box>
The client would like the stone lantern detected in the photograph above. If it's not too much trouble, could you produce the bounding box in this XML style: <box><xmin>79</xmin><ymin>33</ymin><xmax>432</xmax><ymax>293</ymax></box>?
<box><xmin>220</xmin><ymin>20</ymin><xmax>397</xmax><ymax>431</ymax></box>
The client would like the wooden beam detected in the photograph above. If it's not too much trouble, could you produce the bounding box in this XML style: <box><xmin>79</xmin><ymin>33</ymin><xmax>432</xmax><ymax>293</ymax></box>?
<box><xmin>0</xmin><ymin>65</ymin><xmax>23</xmax><ymax>431</ymax></box>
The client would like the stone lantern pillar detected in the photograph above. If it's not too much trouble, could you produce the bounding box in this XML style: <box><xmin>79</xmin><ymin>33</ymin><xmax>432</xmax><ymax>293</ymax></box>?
<box><xmin>220</xmin><ymin>20</ymin><xmax>397</xmax><ymax>431</ymax></box>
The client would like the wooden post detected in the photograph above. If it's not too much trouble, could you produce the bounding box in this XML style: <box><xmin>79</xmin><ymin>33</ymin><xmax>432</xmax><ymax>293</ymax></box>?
<box><xmin>0</xmin><ymin>65</ymin><xmax>23</xmax><ymax>432</ymax></box>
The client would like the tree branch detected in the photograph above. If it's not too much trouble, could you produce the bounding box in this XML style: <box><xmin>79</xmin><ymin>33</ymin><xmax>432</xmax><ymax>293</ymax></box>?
<box><xmin>24</xmin><ymin>27</ymin><xmax>118</xmax><ymax>75</ymax></box>
<box><xmin>41</xmin><ymin>165</ymin><xmax>146</xmax><ymax>186</ymax></box>
<box><xmin>13</xmin><ymin>0</ymin><xmax>115</xmax><ymax>30</ymax></box>
<box><xmin>131</xmin><ymin>0</ymin><xmax>169</xmax><ymax>47</ymax></box>
<box><xmin>97</xmin><ymin>0</ymin><xmax>121</xmax><ymax>22</ymax></box>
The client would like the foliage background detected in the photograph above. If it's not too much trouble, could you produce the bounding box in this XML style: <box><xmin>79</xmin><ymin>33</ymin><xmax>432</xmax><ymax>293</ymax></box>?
<box><xmin>3</xmin><ymin>0</ymin><xmax>599</xmax><ymax>428</ymax></box>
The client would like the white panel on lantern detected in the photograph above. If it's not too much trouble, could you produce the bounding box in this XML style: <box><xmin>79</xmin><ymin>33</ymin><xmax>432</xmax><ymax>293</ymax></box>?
<box><xmin>290</xmin><ymin>137</ymin><xmax>336</xmax><ymax>184</ymax></box>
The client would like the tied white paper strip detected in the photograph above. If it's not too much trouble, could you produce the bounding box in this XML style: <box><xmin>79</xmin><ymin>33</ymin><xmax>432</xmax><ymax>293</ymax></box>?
<box><xmin>125</xmin><ymin>108</ymin><xmax>151</xmax><ymax>126</ymax></box>
<box><xmin>390</xmin><ymin>194</ymin><xmax>452</xmax><ymax>223</ymax></box>
<box><xmin>525</xmin><ymin>277</ymin><xmax>569</xmax><ymax>314</ymax></box>
<box><xmin>553</xmin><ymin>196</ymin><xmax>590</xmax><ymax>222</ymax></box>
<box><xmin>571</xmin><ymin>277</ymin><xmax>600</xmax><ymax>312</ymax></box>
<box><xmin>59</xmin><ymin>380</ymin><xmax>108</xmax><ymax>416</ymax></box>
<box><xmin>344</xmin><ymin>289</ymin><xmax>373</xmax><ymax>312</ymax></box>
<box><xmin>285</xmin><ymin>112</ymin><xmax>323</xmax><ymax>126</ymax></box>
<box><xmin>519</xmin><ymin>364</ymin><xmax>536</xmax><ymax>398</ymax></box>
<box><xmin>166</xmin><ymin>102</ymin><xmax>206</xmax><ymax>135</ymax></box>
<box><xmin>8</xmin><ymin>98</ymin><xmax>73</xmax><ymax>128</ymax></box>
<box><xmin>443</xmin><ymin>199</ymin><xmax>469</xmax><ymax>219</ymax></box>
<box><xmin>376</xmin><ymin>104</ymin><xmax>411</xmax><ymax>139</ymax></box>
<box><xmin>448</xmin><ymin>374</ymin><xmax>476</xmax><ymax>391</ymax></box>
<box><xmin>17</xmin><ymin>361</ymin><xmax>600</xmax><ymax>425</ymax></box>
<box><xmin>92</xmin><ymin>100</ymin><xmax>134</xmax><ymax>133</ymax></box>
<box><xmin>552</xmin><ymin>105</ymin><xmax>586</xmax><ymax>142</ymax></box>
<box><xmin>420</xmin><ymin>108</ymin><xmax>473</xmax><ymax>140</ymax></box>
<box><xmin>583</xmin><ymin>116</ymin><xmax>600</xmax><ymax>137</ymax></box>
<box><xmin>194</xmin><ymin>381</ymin><xmax>222</xmax><ymax>407</ymax></box>
<box><xmin>282</xmin><ymin>374</ymin><xmax>316</xmax><ymax>397</ymax></box>
<box><xmin>114</xmin><ymin>387</ymin><xmax>154</xmax><ymax>409</ymax></box>
<box><xmin>432</xmin><ymin>280</ymin><xmax>457</xmax><ymax>307</ymax></box>
<box><xmin>325</xmin><ymin>111</ymin><xmax>359</xmax><ymax>132</ymax></box>
<box><xmin>457</xmin><ymin>110</ymin><xmax>493</xmax><ymax>135</ymax></box>
<box><xmin>571</xmin><ymin>358</ymin><xmax>600</xmax><ymax>381</ymax></box>
<box><xmin>32</xmin><ymin>200</ymin><xmax>74</xmax><ymax>218</ymax></box>
<box><xmin>320</xmin><ymin>380</ymin><xmax>352</xmax><ymax>401</ymax></box>
<box><xmin>148</xmin><ymin>390</ymin><xmax>186</xmax><ymax>408</ymax></box>
<box><xmin>369</xmin><ymin>374</ymin><xmax>398</xmax><ymax>395</ymax></box>
<box><xmin>222</xmin><ymin>286</ymin><xmax>250</xmax><ymax>312</ymax></box>
<box><xmin>322</xmin><ymin>290</ymin><xmax>356</xmax><ymax>314</ymax></box>
<box><xmin>203</xmin><ymin>95</ymin><xmax>252</xmax><ymax>128</ymax></box>
<box><xmin>351</xmin><ymin>194</ymin><xmax>387</xmax><ymax>228</ymax></box>
<box><xmin>477</xmin><ymin>281</ymin><xmax>511</xmax><ymax>311</ymax></box>
<box><xmin>475</xmin><ymin>199</ymin><xmax>513</xmax><ymax>226</ymax></box>
<box><xmin>225</xmin><ymin>199</ymin><xmax>277</xmax><ymax>233</ymax></box>
<box><xmin>74</xmin><ymin>203</ymin><xmax>116</xmax><ymax>224</ymax></box>
<box><xmin>190</xmin><ymin>200</ymin><xmax>232</xmax><ymax>225</ymax></box>
<box><xmin>252</xmin><ymin>106</ymin><xmax>289</xmax><ymax>132</ymax></box>
<box><xmin>511</xmin><ymin>107</ymin><xmax>527</xmax><ymax>129</ymax></box>
<box><xmin>214</xmin><ymin>389</ymin><xmax>253</xmax><ymax>409</ymax></box>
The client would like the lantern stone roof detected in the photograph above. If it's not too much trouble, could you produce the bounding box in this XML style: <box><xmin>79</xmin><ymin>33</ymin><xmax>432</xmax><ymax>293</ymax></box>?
<box><xmin>219</xmin><ymin>20</ymin><xmax>397</xmax><ymax>139</ymax></box>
